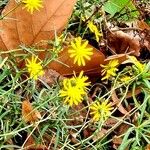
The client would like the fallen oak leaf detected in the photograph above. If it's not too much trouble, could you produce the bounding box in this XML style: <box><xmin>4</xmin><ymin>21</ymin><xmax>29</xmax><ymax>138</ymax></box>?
<box><xmin>107</xmin><ymin>31</ymin><xmax>140</xmax><ymax>56</ymax></box>
<box><xmin>13</xmin><ymin>43</ymin><xmax>105</xmax><ymax>77</ymax></box>
<box><xmin>22</xmin><ymin>100</ymin><xmax>41</xmax><ymax>123</ymax></box>
<box><xmin>0</xmin><ymin>0</ymin><xmax>77</xmax><ymax>50</ymax></box>
<box><xmin>0</xmin><ymin>0</ymin><xmax>105</xmax><ymax>77</ymax></box>
<box><xmin>128</xmin><ymin>20</ymin><xmax>150</xmax><ymax>51</ymax></box>
<box><xmin>43</xmin><ymin>45</ymin><xmax>105</xmax><ymax>76</ymax></box>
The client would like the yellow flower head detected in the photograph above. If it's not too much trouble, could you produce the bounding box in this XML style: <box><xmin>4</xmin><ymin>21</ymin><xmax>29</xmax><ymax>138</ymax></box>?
<box><xmin>120</xmin><ymin>75</ymin><xmax>131</xmax><ymax>83</ymax></box>
<box><xmin>22</xmin><ymin>0</ymin><xmax>43</xmax><ymax>14</ymax></box>
<box><xmin>72</xmin><ymin>71</ymin><xmax>90</xmax><ymax>90</ymax></box>
<box><xmin>26</xmin><ymin>55</ymin><xmax>44</xmax><ymax>80</ymax></box>
<box><xmin>59</xmin><ymin>79</ymin><xmax>85</xmax><ymax>106</ymax></box>
<box><xmin>90</xmin><ymin>100</ymin><xmax>113</xmax><ymax>122</ymax></box>
<box><xmin>87</xmin><ymin>21</ymin><xmax>102</xmax><ymax>42</ymax></box>
<box><xmin>68</xmin><ymin>37</ymin><xmax>93</xmax><ymax>66</ymax></box>
<box><xmin>101</xmin><ymin>59</ymin><xmax>119</xmax><ymax>80</ymax></box>
<box><xmin>59</xmin><ymin>71</ymin><xmax>90</xmax><ymax>107</ymax></box>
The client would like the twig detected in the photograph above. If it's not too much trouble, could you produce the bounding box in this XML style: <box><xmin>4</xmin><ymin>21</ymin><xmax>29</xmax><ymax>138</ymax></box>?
<box><xmin>111</xmin><ymin>27</ymin><xmax>142</xmax><ymax>32</ymax></box>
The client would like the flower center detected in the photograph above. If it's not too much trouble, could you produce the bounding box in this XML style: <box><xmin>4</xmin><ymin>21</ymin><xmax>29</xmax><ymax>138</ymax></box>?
<box><xmin>76</xmin><ymin>47</ymin><xmax>85</xmax><ymax>56</ymax></box>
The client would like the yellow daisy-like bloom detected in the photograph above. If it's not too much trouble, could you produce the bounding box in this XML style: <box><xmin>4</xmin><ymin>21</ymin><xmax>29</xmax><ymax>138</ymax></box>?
<box><xmin>100</xmin><ymin>59</ymin><xmax>119</xmax><ymax>80</ymax></box>
<box><xmin>26</xmin><ymin>55</ymin><xmax>44</xmax><ymax>80</ymax></box>
<box><xmin>22</xmin><ymin>0</ymin><xmax>43</xmax><ymax>14</ymax></box>
<box><xmin>68</xmin><ymin>37</ymin><xmax>93</xmax><ymax>66</ymax></box>
<box><xmin>120</xmin><ymin>76</ymin><xmax>131</xmax><ymax>83</ymax></box>
<box><xmin>87</xmin><ymin>21</ymin><xmax>102</xmax><ymax>42</ymax></box>
<box><xmin>59</xmin><ymin>71</ymin><xmax>90</xmax><ymax>107</ymax></box>
<box><xmin>72</xmin><ymin>71</ymin><xmax>90</xmax><ymax>90</ymax></box>
<box><xmin>59</xmin><ymin>79</ymin><xmax>85</xmax><ymax>106</ymax></box>
<box><xmin>90</xmin><ymin>100</ymin><xmax>113</xmax><ymax>122</ymax></box>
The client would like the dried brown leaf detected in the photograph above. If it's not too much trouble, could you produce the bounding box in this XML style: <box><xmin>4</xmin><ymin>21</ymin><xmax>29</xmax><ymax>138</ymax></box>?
<box><xmin>0</xmin><ymin>0</ymin><xmax>77</xmax><ymax>50</ymax></box>
<box><xmin>92</xmin><ymin>128</ymin><xmax>107</xmax><ymax>142</ymax></box>
<box><xmin>38</xmin><ymin>69</ymin><xmax>65</xmax><ymax>85</ymax></box>
<box><xmin>113</xmin><ymin>124</ymin><xmax>130</xmax><ymax>150</ymax></box>
<box><xmin>22</xmin><ymin>100</ymin><xmax>41</xmax><ymax>123</ymax></box>
<box><xmin>145</xmin><ymin>144</ymin><xmax>150</xmax><ymax>150</ymax></box>
<box><xmin>137</xmin><ymin>20</ymin><xmax>150</xmax><ymax>30</ymax></box>
<box><xmin>112</xmin><ymin>136</ymin><xmax>123</xmax><ymax>149</ymax></box>
<box><xmin>0</xmin><ymin>0</ymin><xmax>105</xmax><ymax>76</ymax></box>
<box><xmin>45</xmin><ymin>45</ymin><xmax>105</xmax><ymax>76</ymax></box>
<box><xmin>134</xmin><ymin>20</ymin><xmax>150</xmax><ymax>51</ymax></box>
<box><xmin>105</xmin><ymin>118</ymin><xmax>118</xmax><ymax>127</ymax></box>
<box><xmin>69</xmin><ymin>130</ymin><xmax>79</xmax><ymax>144</ymax></box>
<box><xmin>108</xmin><ymin>31</ymin><xmax>140</xmax><ymax>56</ymax></box>
<box><xmin>126</xmin><ymin>87</ymin><xmax>141</xmax><ymax>99</ymax></box>
<box><xmin>118</xmin><ymin>124</ymin><xmax>130</xmax><ymax>135</ymax></box>
<box><xmin>141</xmin><ymin>30</ymin><xmax>150</xmax><ymax>51</ymax></box>
<box><xmin>112</xmin><ymin>136</ymin><xmax>129</xmax><ymax>150</ymax></box>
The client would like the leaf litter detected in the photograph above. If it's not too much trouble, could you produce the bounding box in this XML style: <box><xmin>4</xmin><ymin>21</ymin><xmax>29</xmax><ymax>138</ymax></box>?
<box><xmin>0</xmin><ymin>0</ymin><xmax>150</xmax><ymax>149</ymax></box>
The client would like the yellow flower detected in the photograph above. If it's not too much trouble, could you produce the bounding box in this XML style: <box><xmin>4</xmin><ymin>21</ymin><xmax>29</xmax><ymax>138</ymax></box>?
<box><xmin>22</xmin><ymin>0</ymin><xmax>43</xmax><ymax>14</ymax></box>
<box><xmin>72</xmin><ymin>71</ymin><xmax>90</xmax><ymax>90</ymax></box>
<box><xmin>68</xmin><ymin>37</ymin><xmax>93</xmax><ymax>66</ymax></box>
<box><xmin>90</xmin><ymin>100</ymin><xmax>113</xmax><ymax>122</ymax></box>
<box><xmin>120</xmin><ymin>76</ymin><xmax>131</xmax><ymax>83</ymax></box>
<box><xmin>59</xmin><ymin>79</ymin><xmax>85</xmax><ymax>106</ymax></box>
<box><xmin>101</xmin><ymin>59</ymin><xmax>119</xmax><ymax>80</ymax></box>
<box><xmin>59</xmin><ymin>71</ymin><xmax>90</xmax><ymax>107</ymax></box>
<box><xmin>128</xmin><ymin>56</ymin><xmax>144</xmax><ymax>72</ymax></box>
<box><xmin>26</xmin><ymin>55</ymin><xmax>44</xmax><ymax>80</ymax></box>
<box><xmin>87</xmin><ymin>21</ymin><xmax>102</xmax><ymax>42</ymax></box>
